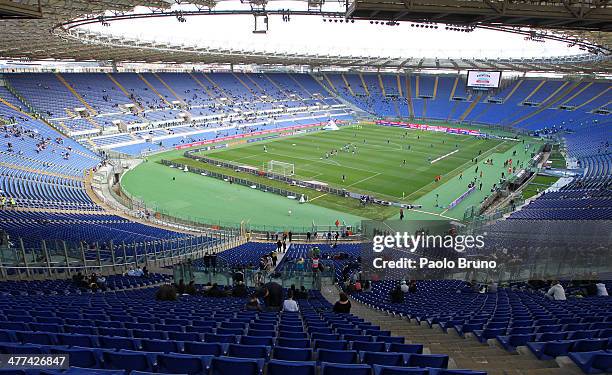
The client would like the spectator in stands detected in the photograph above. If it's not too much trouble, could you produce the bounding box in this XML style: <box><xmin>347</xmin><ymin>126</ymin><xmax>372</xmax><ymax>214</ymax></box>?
<box><xmin>546</xmin><ymin>280</ymin><xmax>567</xmax><ymax>301</ymax></box>
<box><xmin>283</xmin><ymin>290</ymin><xmax>299</xmax><ymax>312</ymax></box>
<box><xmin>311</xmin><ymin>255</ymin><xmax>320</xmax><ymax>273</ymax></box>
<box><xmin>390</xmin><ymin>284</ymin><xmax>404</xmax><ymax>303</ymax></box>
<box><xmin>259</xmin><ymin>281</ymin><xmax>283</xmax><ymax>311</ymax></box>
<box><xmin>156</xmin><ymin>284</ymin><xmax>177</xmax><ymax>301</ymax></box>
<box><xmin>186</xmin><ymin>280</ymin><xmax>197</xmax><ymax>295</ymax></box>
<box><xmin>233</xmin><ymin>270</ymin><xmax>244</xmax><ymax>284</ymax></box>
<box><xmin>72</xmin><ymin>271</ymin><xmax>86</xmax><ymax>288</ymax></box>
<box><xmin>176</xmin><ymin>279</ymin><xmax>186</xmax><ymax>295</ymax></box>
<box><xmin>207</xmin><ymin>283</ymin><xmax>224</xmax><ymax>298</ymax></box>
<box><xmin>333</xmin><ymin>292</ymin><xmax>351</xmax><ymax>313</ymax></box>
<box><xmin>245</xmin><ymin>294</ymin><xmax>262</xmax><ymax>312</ymax></box>
<box><xmin>87</xmin><ymin>274</ymin><xmax>99</xmax><ymax>291</ymax></box>
<box><xmin>408</xmin><ymin>280</ymin><xmax>417</xmax><ymax>293</ymax></box>
<box><xmin>232</xmin><ymin>281</ymin><xmax>248</xmax><ymax>297</ymax></box>
<box><xmin>596</xmin><ymin>282</ymin><xmax>609</xmax><ymax>296</ymax></box>
<box><xmin>96</xmin><ymin>275</ymin><xmax>107</xmax><ymax>291</ymax></box>
<box><xmin>487</xmin><ymin>281</ymin><xmax>498</xmax><ymax>293</ymax></box>
<box><xmin>400</xmin><ymin>280</ymin><xmax>409</xmax><ymax>293</ymax></box>
<box><xmin>298</xmin><ymin>285</ymin><xmax>308</xmax><ymax>299</ymax></box>
<box><xmin>142</xmin><ymin>266</ymin><xmax>149</xmax><ymax>278</ymax></box>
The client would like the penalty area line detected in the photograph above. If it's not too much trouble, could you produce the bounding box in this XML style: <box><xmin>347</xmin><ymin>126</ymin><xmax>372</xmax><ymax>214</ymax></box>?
<box><xmin>430</xmin><ymin>149</ymin><xmax>459</xmax><ymax>164</ymax></box>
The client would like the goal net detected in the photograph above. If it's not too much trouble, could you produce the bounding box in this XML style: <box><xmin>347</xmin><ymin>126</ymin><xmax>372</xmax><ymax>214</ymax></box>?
<box><xmin>266</xmin><ymin>160</ymin><xmax>295</xmax><ymax>177</ymax></box>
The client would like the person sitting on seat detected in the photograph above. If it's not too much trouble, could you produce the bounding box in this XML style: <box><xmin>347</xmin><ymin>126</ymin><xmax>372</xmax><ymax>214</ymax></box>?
<box><xmin>232</xmin><ymin>281</ymin><xmax>248</xmax><ymax>297</ymax></box>
<box><xmin>96</xmin><ymin>275</ymin><xmax>107</xmax><ymax>290</ymax></box>
<box><xmin>546</xmin><ymin>280</ymin><xmax>567</xmax><ymax>301</ymax></box>
<box><xmin>333</xmin><ymin>292</ymin><xmax>351</xmax><ymax>313</ymax></box>
<box><xmin>283</xmin><ymin>290</ymin><xmax>299</xmax><ymax>312</ymax></box>
<box><xmin>245</xmin><ymin>294</ymin><xmax>262</xmax><ymax>311</ymax></box>
<box><xmin>390</xmin><ymin>284</ymin><xmax>404</xmax><ymax>303</ymax></box>
<box><xmin>259</xmin><ymin>281</ymin><xmax>283</xmax><ymax>311</ymax></box>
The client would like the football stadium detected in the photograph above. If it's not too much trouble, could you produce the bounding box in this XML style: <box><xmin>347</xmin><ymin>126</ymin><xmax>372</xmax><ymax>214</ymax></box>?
<box><xmin>0</xmin><ymin>0</ymin><xmax>611</xmax><ymax>374</ymax></box>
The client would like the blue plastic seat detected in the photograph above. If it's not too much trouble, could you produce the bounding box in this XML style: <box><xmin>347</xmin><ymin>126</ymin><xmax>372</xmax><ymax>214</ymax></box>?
<box><xmin>277</xmin><ymin>338</ymin><xmax>310</xmax><ymax>348</ymax></box>
<box><xmin>317</xmin><ymin>349</ymin><xmax>358</xmax><ymax>364</ymax></box>
<box><xmin>186</xmin><ymin>326</ymin><xmax>214</xmax><ymax>334</ymax></box>
<box><xmin>569</xmin><ymin>350</ymin><xmax>612</xmax><ymax>374</ymax></box>
<box><xmin>376</xmin><ymin>336</ymin><xmax>404</xmax><ymax>344</ymax></box>
<box><xmin>351</xmin><ymin>341</ymin><xmax>386</xmax><ymax>352</ymax></box>
<box><xmin>570</xmin><ymin>339</ymin><xmax>608</xmax><ymax>352</ymax></box>
<box><xmin>372</xmin><ymin>365</ymin><xmax>429</xmax><ymax>375</ymax></box>
<box><xmin>99</xmin><ymin>336</ymin><xmax>139</xmax><ymax>350</ymax></box>
<box><xmin>30</xmin><ymin>323</ymin><xmax>62</xmax><ymax>333</ymax></box>
<box><xmin>168</xmin><ymin>331</ymin><xmax>201</xmax><ymax>342</ymax></box>
<box><xmin>248</xmin><ymin>329</ymin><xmax>275</xmax><ymax>337</ymax></box>
<box><xmin>0</xmin><ymin>330</ymin><xmax>13</xmax><ymax>343</ymax></box>
<box><xmin>56</xmin><ymin>333</ymin><xmax>96</xmax><ymax>347</ymax></box>
<box><xmin>65</xmin><ymin>325</ymin><xmax>97</xmax><ymax>335</ymax></box>
<box><xmin>102</xmin><ymin>350</ymin><xmax>154</xmax><ymax>372</ymax></box>
<box><xmin>311</xmin><ymin>333</ymin><xmax>340</xmax><ymax>341</ymax></box>
<box><xmin>50</xmin><ymin>347</ymin><xmax>99</xmax><ymax>368</ymax></box>
<box><xmin>343</xmin><ymin>335</ymin><xmax>371</xmax><ymax>342</ymax></box>
<box><xmin>204</xmin><ymin>333</ymin><xmax>239</xmax><ymax>344</ymax></box>
<box><xmin>183</xmin><ymin>341</ymin><xmax>224</xmax><ymax>356</ymax></box>
<box><xmin>278</xmin><ymin>331</ymin><xmax>308</xmax><ymax>339</ymax></box>
<box><xmin>278</xmin><ymin>325</ymin><xmax>304</xmax><ymax>333</ymax></box>
<box><xmin>273</xmin><ymin>346</ymin><xmax>313</xmax><ymax>361</ymax></box>
<box><xmin>598</xmin><ymin>329</ymin><xmax>612</xmax><ymax>338</ymax></box>
<box><xmin>141</xmin><ymin>338</ymin><xmax>180</xmax><ymax>353</ymax></box>
<box><xmin>209</xmin><ymin>356</ymin><xmax>263</xmax><ymax>375</ymax></box>
<box><xmin>473</xmin><ymin>328</ymin><xmax>506</xmax><ymax>343</ymax></box>
<box><xmin>526</xmin><ymin>341</ymin><xmax>573</xmax><ymax>360</ymax></box>
<box><xmin>314</xmin><ymin>339</ymin><xmax>348</xmax><ymax>350</ymax></box>
<box><xmin>249</xmin><ymin>324</ymin><xmax>275</xmax><ymax>331</ymax></box>
<box><xmin>496</xmin><ymin>334</ymin><xmax>535</xmax><ymax>352</ymax></box>
<box><xmin>360</xmin><ymin>351</ymin><xmax>406</xmax><ymax>366</ymax></box>
<box><xmin>217</xmin><ymin>328</ymin><xmax>245</xmax><ymax>336</ymax></box>
<box><xmin>567</xmin><ymin>330</ymin><xmax>598</xmax><ymax>340</ymax></box>
<box><xmin>434</xmin><ymin>370</ymin><xmax>488</xmax><ymax>375</ymax></box>
<box><xmin>157</xmin><ymin>353</ymin><xmax>213</xmax><ymax>374</ymax></box>
<box><xmin>388</xmin><ymin>343</ymin><xmax>423</xmax><ymax>354</ymax></box>
<box><xmin>536</xmin><ymin>332</ymin><xmax>566</xmax><ymax>341</ymax></box>
<box><xmin>320</xmin><ymin>362</ymin><xmax>371</xmax><ymax>375</ymax></box>
<box><xmin>406</xmin><ymin>354</ymin><xmax>449</xmax><ymax>369</ymax></box>
<box><xmin>241</xmin><ymin>336</ymin><xmax>275</xmax><ymax>346</ymax></box>
<box><xmin>267</xmin><ymin>359</ymin><xmax>316</xmax><ymax>375</ymax></box>
<box><xmin>98</xmin><ymin>327</ymin><xmax>130</xmax><ymax>337</ymax></box>
<box><xmin>0</xmin><ymin>343</ymin><xmax>47</xmax><ymax>355</ymax></box>
<box><xmin>227</xmin><ymin>344</ymin><xmax>270</xmax><ymax>359</ymax></box>
<box><xmin>133</xmin><ymin>329</ymin><xmax>166</xmax><ymax>340</ymax></box>
<box><xmin>44</xmin><ymin>368</ymin><xmax>124</xmax><ymax>375</ymax></box>
<box><xmin>15</xmin><ymin>331</ymin><xmax>55</xmax><ymax>345</ymax></box>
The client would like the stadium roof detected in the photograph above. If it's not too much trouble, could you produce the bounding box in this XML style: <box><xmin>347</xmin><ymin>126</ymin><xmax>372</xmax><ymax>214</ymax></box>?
<box><xmin>0</xmin><ymin>0</ymin><xmax>610</xmax><ymax>73</ymax></box>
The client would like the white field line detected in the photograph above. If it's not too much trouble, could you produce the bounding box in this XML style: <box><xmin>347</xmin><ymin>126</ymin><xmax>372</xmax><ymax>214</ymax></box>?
<box><xmin>430</xmin><ymin>149</ymin><xmax>460</xmax><ymax>164</ymax></box>
<box><xmin>346</xmin><ymin>172</ymin><xmax>382</xmax><ymax>188</ymax></box>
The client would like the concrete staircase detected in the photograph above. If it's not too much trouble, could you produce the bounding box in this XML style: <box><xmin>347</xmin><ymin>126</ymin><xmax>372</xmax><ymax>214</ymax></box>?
<box><xmin>320</xmin><ymin>286</ymin><xmax>583</xmax><ymax>375</ymax></box>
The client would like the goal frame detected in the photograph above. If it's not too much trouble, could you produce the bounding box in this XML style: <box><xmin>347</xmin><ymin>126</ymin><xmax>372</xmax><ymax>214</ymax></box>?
<box><xmin>266</xmin><ymin>160</ymin><xmax>295</xmax><ymax>177</ymax></box>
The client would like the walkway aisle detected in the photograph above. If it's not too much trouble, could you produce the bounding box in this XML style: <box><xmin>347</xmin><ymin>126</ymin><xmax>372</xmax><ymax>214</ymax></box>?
<box><xmin>320</xmin><ymin>286</ymin><xmax>582</xmax><ymax>375</ymax></box>
<box><xmin>272</xmin><ymin>243</ymin><xmax>288</xmax><ymax>272</ymax></box>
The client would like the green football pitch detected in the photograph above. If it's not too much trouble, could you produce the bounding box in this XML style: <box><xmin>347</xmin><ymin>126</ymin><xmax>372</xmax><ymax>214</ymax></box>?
<box><xmin>122</xmin><ymin>123</ymin><xmax>538</xmax><ymax>230</ymax></box>
<box><xmin>204</xmin><ymin>125</ymin><xmax>507</xmax><ymax>201</ymax></box>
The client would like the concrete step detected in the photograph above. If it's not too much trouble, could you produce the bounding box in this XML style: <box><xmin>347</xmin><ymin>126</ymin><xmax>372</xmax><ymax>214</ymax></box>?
<box><xmin>320</xmin><ymin>284</ymin><xmax>569</xmax><ymax>373</ymax></box>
